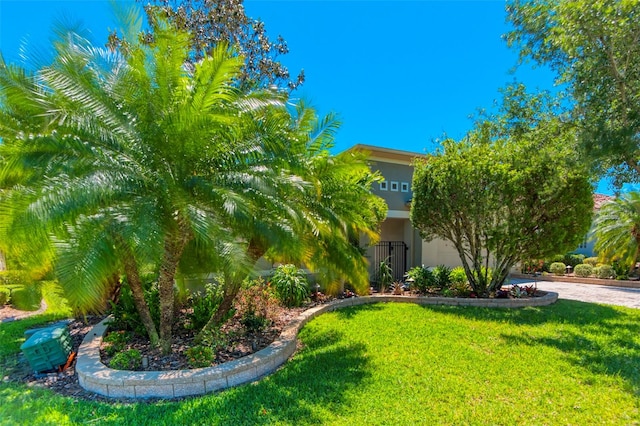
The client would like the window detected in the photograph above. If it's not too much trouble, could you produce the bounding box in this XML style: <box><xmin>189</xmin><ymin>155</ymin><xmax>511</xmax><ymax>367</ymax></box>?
<box><xmin>390</xmin><ymin>181</ymin><xmax>399</xmax><ymax>192</ymax></box>
<box><xmin>578</xmin><ymin>238</ymin><xmax>588</xmax><ymax>249</ymax></box>
<box><xmin>401</xmin><ymin>182</ymin><xmax>409</xmax><ymax>192</ymax></box>
<box><xmin>379</xmin><ymin>181</ymin><xmax>388</xmax><ymax>191</ymax></box>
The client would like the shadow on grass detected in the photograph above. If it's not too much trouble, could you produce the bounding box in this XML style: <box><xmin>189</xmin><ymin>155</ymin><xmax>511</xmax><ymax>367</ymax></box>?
<box><xmin>46</xmin><ymin>328</ymin><xmax>370</xmax><ymax>425</ymax></box>
<box><xmin>422</xmin><ymin>299</ymin><xmax>640</xmax><ymax>397</ymax></box>
<box><xmin>333</xmin><ymin>302</ymin><xmax>385</xmax><ymax>320</ymax></box>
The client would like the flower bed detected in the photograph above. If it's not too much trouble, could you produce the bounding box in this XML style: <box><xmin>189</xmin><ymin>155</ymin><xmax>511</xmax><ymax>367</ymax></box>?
<box><xmin>76</xmin><ymin>292</ymin><xmax>558</xmax><ymax>399</ymax></box>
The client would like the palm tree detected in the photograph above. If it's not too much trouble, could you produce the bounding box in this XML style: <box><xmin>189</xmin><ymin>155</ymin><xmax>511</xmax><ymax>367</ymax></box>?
<box><xmin>0</xmin><ymin>7</ymin><xmax>386</xmax><ymax>354</ymax></box>
<box><xmin>592</xmin><ymin>192</ymin><xmax>640</xmax><ymax>271</ymax></box>
<box><xmin>0</xmin><ymin>11</ymin><xmax>294</xmax><ymax>353</ymax></box>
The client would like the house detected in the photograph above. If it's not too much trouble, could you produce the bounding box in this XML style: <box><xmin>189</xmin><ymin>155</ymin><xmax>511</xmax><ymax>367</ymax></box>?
<box><xmin>573</xmin><ymin>193</ymin><xmax>613</xmax><ymax>258</ymax></box>
<box><xmin>353</xmin><ymin>143</ymin><xmax>609</xmax><ymax>282</ymax></box>
<box><xmin>353</xmin><ymin>144</ymin><xmax>461</xmax><ymax>282</ymax></box>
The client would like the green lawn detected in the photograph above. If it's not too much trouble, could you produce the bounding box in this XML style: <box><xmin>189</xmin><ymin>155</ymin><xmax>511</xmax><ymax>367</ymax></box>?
<box><xmin>1</xmin><ymin>300</ymin><xmax>639</xmax><ymax>425</ymax></box>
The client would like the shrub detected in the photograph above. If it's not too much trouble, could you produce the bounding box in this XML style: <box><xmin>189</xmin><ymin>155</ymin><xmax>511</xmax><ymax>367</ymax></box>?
<box><xmin>377</xmin><ymin>260</ymin><xmax>393</xmax><ymax>293</ymax></box>
<box><xmin>449</xmin><ymin>267</ymin><xmax>467</xmax><ymax>286</ymax></box>
<box><xmin>10</xmin><ymin>284</ymin><xmax>42</xmax><ymax>311</ymax></box>
<box><xmin>595</xmin><ymin>265</ymin><xmax>615</xmax><ymax>279</ymax></box>
<box><xmin>574</xmin><ymin>264</ymin><xmax>593</xmax><ymax>278</ymax></box>
<box><xmin>110</xmin><ymin>349</ymin><xmax>142</xmax><ymax>370</ymax></box>
<box><xmin>432</xmin><ymin>265</ymin><xmax>452</xmax><ymax>289</ymax></box>
<box><xmin>472</xmin><ymin>266</ymin><xmax>493</xmax><ymax>284</ymax></box>
<box><xmin>0</xmin><ymin>270</ymin><xmax>28</xmax><ymax>285</ymax></box>
<box><xmin>405</xmin><ymin>266</ymin><xmax>436</xmax><ymax>293</ymax></box>
<box><xmin>108</xmin><ymin>281</ymin><xmax>161</xmax><ymax>337</ymax></box>
<box><xmin>198</xmin><ymin>327</ymin><xmax>229</xmax><ymax>351</ymax></box>
<box><xmin>612</xmin><ymin>260</ymin><xmax>629</xmax><ymax>280</ymax></box>
<box><xmin>185</xmin><ymin>345</ymin><xmax>214</xmax><ymax>368</ymax></box>
<box><xmin>235</xmin><ymin>278</ymin><xmax>279</xmax><ymax>333</ymax></box>
<box><xmin>103</xmin><ymin>331</ymin><xmax>130</xmax><ymax>356</ymax></box>
<box><xmin>187</xmin><ymin>282</ymin><xmax>224</xmax><ymax>330</ymax></box>
<box><xmin>584</xmin><ymin>257</ymin><xmax>599</xmax><ymax>267</ymax></box>
<box><xmin>271</xmin><ymin>264</ymin><xmax>309</xmax><ymax>307</ymax></box>
<box><xmin>563</xmin><ymin>253</ymin><xmax>585</xmax><ymax>268</ymax></box>
<box><xmin>520</xmin><ymin>259</ymin><xmax>545</xmax><ymax>274</ymax></box>
<box><xmin>0</xmin><ymin>287</ymin><xmax>10</xmax><ymax>305</ymax></box>
<box><xmin>549</xmin><ymin>262</ymin><xmax>566</xmax><ymax>276</ymax></box>
<box><xmin>449</xmin><ymin>281</ymin><xmax>472</xmax><ymax>297</ymax></box>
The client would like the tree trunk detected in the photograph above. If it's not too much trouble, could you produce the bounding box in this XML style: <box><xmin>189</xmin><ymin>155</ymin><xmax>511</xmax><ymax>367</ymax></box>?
<box><xmin>122</xmin><ymin>255</ymin><xmax>160</xmax><ymax>347</ymax></box>
<box><xmin>197</xmin><ymin>279</ymin><xmax>241</xmax><ymax>342</ymax></box>
<box><xmin>0</xmin><ymin>250</ymin><xmax>6</xmax><ymax>271</ymax></box>
<box><xmin>157</xmin><ymin>227</ymin><xmax>191</xmax><ymax>354</ymax></box>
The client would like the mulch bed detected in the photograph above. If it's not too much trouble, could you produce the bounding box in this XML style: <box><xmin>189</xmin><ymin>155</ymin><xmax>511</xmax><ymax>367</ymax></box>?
<box><xmin>1</xmin><ymin>304</ymin><xmax>309</xmax><ymax>402</ymax></box>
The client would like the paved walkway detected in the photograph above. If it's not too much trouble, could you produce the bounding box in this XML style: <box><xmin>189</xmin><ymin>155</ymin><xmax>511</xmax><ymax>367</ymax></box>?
<box><xmin>510</xmin><ymin>277</ymin><xmax>640</xmax><ymax>309</ymax></box>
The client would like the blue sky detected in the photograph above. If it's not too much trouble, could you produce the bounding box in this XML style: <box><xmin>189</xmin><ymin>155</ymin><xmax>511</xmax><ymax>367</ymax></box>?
<box><xmin>0</xmin><ymin>1</ymin><xmax>615</xmax><ymax>193</ymax></box>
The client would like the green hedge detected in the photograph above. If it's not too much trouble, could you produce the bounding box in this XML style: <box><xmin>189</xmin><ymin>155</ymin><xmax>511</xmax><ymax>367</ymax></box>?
<box><xmin>549</xmin><ymin>262</ymin><xmax>566</xmax><ymax>276</ymax></box>
<box><xmin>0</xmin><ymin>286</ymin><xmax>10</xmax><ymax>305</ymax></box>
<box><xmin>574</xmin><ymin>264</ymin><xmax>593</xmax><ymax>278</ymax></box>
<box><xmin>594</xmin><ymin>265</ymin><xmax>615</xmax><ymax>279</ymax></box>
<box><xmin>584</xmin><ymin>257</ymin><xmax>599</xmax><ymax>267</ymax></box>
<box><xmin>10</xmin><ymin>284</ymin><xmax>42</xmax><ymax>311</ymax></box>
<box><xmin>0</xmin><ymin>270</ymin><xmax>28</xmax><ymax>285</ymax></box>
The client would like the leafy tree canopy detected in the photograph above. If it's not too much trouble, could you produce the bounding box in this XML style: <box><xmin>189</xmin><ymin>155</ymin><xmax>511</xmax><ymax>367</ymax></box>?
<box><xmin>109</xmin><ymin>0</ymin><xmax>305</xmax><ymax>91</ymax></box>
<box><xmin>506</xmin><ymin>0</ymin><xmax>640</xmax><ymax>187</ymax></box>
<box><xmin>410</xmin><ymin>85</ymin><xmax>594</xmax><ymax>295</ymax></box>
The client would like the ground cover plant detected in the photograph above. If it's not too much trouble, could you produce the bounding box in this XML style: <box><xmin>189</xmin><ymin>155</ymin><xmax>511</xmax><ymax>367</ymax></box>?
<box><xmin>1</xmin><ymin>300</ymin><xmax>639</xmax><ymax>425</ymax></box>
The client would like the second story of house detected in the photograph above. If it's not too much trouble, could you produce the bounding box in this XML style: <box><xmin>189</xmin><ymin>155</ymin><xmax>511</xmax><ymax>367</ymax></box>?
<box><xmin>350</xmin><ymin>144</ymin><xmax>426</xmax><ymax>217</ymax></box>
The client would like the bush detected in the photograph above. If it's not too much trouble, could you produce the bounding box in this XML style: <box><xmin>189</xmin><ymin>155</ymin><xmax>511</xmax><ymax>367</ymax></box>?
<box><xmin>0</xmin><ymin>270</ymin><xmax>28</xmax><ymax>285</ymax></box>
<box><xmin>449</xmin><ymin>267</ymin><xmax>468</xmax><ymax>286</ymax></box>
<box><xmin>612</xmin><ymin>260</ymin><xmax>629</xmax><ymax>280</ymax></box>
<box><xmin>377</xmin><ymin>260</ymin><xmax>393</xmax><ymax>293</ymax></box>
<box><xmin>271</xmin><ymin>264</ymin><xmax>309</xmax><ymax>307</ymax></box>
<box><xmin>563</xmin><ymin>253</ymin><xmax>585</xmax><ymax>268</ymax></box>
<box><xmin>549</xmin><ymin>262</ymin><xmax>566</xmax><ymax>276</ymax></box>
<box><xmin>405</xmin><ymin>266</ymin><xmax>436</xmax><ymax>293</ymax></box>
<box><xmin>108</xmin><ymin>281</ymin><xmax>161</xmax><ymax>337</ymax></box>
<box><xmin>187</xmin><ymin>282</ymin><xmax>224</xmax><ymax>330</ymax></box>
<box><xmin>574</xmin><ymin>264</ymin><xmax>593</xmax><ymax>278</ymax></box>
<box><xmin>110</xmin><ymin>349</ymin><xmax>142</xmax><ymax>370</ymax></box>
<box><xmin>185</xmin><ymin>345</ymin><xmax>214</xmax><ymax>368</ymax></box>
<box><xmin>432</xmin><ymin>265</ymin><xmax>452</xmax><ymax>289</ymax></box>
<box><xmin>584</xmin><ymin>257</ymin><xmax>599</xmax><ymax>267</ymax></box>
<box><xmin>594</xmin><ymin>265</ymin><xmax>614</xmax><ymax>279</ymax></box>
<box><xmin>0</xmin><ymin>287</ymin><xmax>10</xmax><ymax>305</ymax></box>
<box><xmin>235</xmin><ymin>278</ymin><xmax>279</xmax><ymax>333</ymax></box>
<box><xmin>472</xmin><ymin>267</ymin><xmax>493</xmax><ymax>284</ymax></box>
<box><xmin>10</xmin><ymin>284</ymin><xmax>42</xmax><ymax>311</ymax></box>
<box><xmin>449</xmin><ymin>281</ymin><xmax>472</xmax><ymax>297</ymax></box>
<box><xmin>520</xmin><ymin>259</ymin><xmax>545</xmax><ymax>274</ymax></box>
<box><xmin>103</xmin><ymin>331</ymin><xmax>130</xmax><ymax>356</ymax></box>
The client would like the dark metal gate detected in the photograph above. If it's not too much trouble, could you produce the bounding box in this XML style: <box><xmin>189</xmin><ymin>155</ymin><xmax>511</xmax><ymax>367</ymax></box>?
<box><xmin>374</xmin><ymin>241</ymin><xmax>408</xmax><ymax>282</ymax></box>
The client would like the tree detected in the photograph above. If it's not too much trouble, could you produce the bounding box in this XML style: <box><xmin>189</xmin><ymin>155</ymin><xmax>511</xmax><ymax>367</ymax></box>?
<box><xmin>0</xmin><ymin>11</ymin><xmax>293</xmax><ymax>353</ymax></box>
<box><xmin>110</xmin><ymin>0</ymin><xmax>305</xmax><ymax>91</ymax></box>
<box><xmin>592</xmin><ymin>192</ymin><xmax>640</xmax><ymax>271</ymax></box>
<box><xmin>506</xmin><ymin>0</ymin><xmax>640</xmax><ymax>187</ymax></box>
<box><xmin>410</xmin><ymin>87</ymin><xmax>594</xmax><ymax>296</ymax></box>
<box><xmin>0</xmin><ymin>7</ymin><xmax>385</xmax><ymax>353</ymax></box>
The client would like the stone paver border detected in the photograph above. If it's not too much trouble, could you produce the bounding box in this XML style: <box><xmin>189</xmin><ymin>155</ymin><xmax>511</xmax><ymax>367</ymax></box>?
<box><xmin>76</xmin><ymin>292</ymin><xmax>558</xmax><ymax>399</ymax></box>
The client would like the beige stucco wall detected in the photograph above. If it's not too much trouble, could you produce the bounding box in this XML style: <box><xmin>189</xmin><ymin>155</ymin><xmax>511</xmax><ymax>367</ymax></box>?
<box><xmin>420</xmin><ymin>238</ymin><xmax>462</xmax><ymax>268</ymax></box>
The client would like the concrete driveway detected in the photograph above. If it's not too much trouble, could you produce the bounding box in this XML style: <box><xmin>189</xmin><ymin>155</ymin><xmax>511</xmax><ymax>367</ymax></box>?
<box><xmin>510</xmin><ymin>277</ymin><xmax>640</xmax><ymax>309</ymax></box>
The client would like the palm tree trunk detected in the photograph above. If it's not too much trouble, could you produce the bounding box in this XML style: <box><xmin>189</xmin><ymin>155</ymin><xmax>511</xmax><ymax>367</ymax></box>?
<box><xmin>197</xmin><ymin>279</ymin><xmax>241</xmax><ymax>342</ymax></box>
<box><xmin>122</xmin><ymin>255</ymin><xmax>160</xmax><ymax>347</ymax></box>
<box><xmin>0</xmin><ymin>250</ymin><xmax>6</xmax><ymax>271</ymax></box>
<box><xmin>158</xmin><ymin>228</ymin><xmax>191</xmax><ymax>354</ymax></box>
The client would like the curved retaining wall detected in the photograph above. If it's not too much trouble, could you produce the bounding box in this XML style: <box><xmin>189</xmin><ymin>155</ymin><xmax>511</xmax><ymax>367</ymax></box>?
<box><xmin>76</xmin><ymin>292</ymin><xmax>558</xmax><ymax>399</ymax></box>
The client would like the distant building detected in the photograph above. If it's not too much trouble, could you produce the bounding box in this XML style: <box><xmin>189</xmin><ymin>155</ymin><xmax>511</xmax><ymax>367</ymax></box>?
<box><xmin>573</xmin><ymin>193</ymin><xmax>613</xmax><ymax>258</ymax></box>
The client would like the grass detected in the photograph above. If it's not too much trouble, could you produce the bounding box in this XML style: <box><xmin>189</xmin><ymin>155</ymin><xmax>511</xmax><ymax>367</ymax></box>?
<box><xmin>1</xmin><ymin>300</ymin><xmax>640</xmax><ymax>425</ymax></box>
